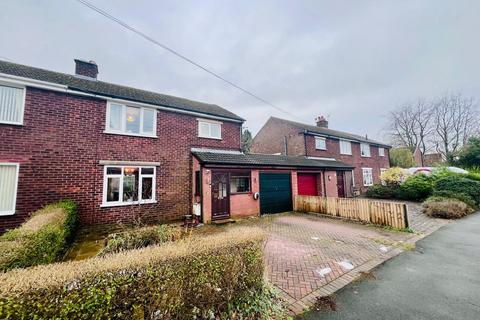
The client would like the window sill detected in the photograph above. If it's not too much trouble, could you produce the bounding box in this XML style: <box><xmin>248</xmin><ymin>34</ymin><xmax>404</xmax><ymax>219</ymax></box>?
<box><xmin>340</xmin><ymin>153</ymin><xmax>352</xmax><ymax>156</ymax></box>
<box><xmin>101</xmin><ymin>200</ymin><xmax>157</xmax><ymax>208</ymax></box>
<box><xmin>0</xmin><ymin>210</ymin><xmax>15</xmax><ymax>216</ymax></box>
<box><xmin>315</xmin><ymin>148</ymin><xmax>327</xmax><ymax>151</ymax></box>
<box><xmin>198</xmin><ymin>135</ymin><xmax>222</xmax><ymax>140</ymax></box>
<box><xmin>103</xmin><ymin>130</ymin><xmax>158</xmax><ymax>139</ymax></box>
<box><xmin>361</xmin><ymin>155</ymin><xmax>371</xmax><ymax>158</ymax></box>
<box><xmin>0</xmin><ymin>121</ymin><xmax>23</xmax><ymax>126</ymax></box>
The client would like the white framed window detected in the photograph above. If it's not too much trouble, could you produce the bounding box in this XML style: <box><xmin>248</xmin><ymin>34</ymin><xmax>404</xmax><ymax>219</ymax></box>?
<box><xmin>380</xmin><ymin>168</ymin><xmax>388</xmax><ymax>175</ymax></box>
<box><xmin>198</xmin><ymin>119</ymin><xmax>222</xmax><ymax>139</ymax></box>
<box><xmin>105</xmin><ymin>102</ymin><xmax>157</xmax><ymax>137</ymax></box>
<box><xmin>102</xmin><ymin>165</ymin><xmax>156</xmax><ymax>207</ymax></box>
<box><xmin>362</xmin><ymin>168</ymin><xmax>373</xmax><ymax>186</ymax></box>
<box><xmin>378</xmin><ymin>147</ymin><xmax>385</xmax><ymax>157</ymax></box>
<box><xmin>0</xmin><ymin>163</ymin><xmax>19</xmax><ymax>215</ymax></box>
<box><xmin>0</xmin><ymin>84</ymin><xmax>25</xmax><ymax>125</ymax></box>
<box><xmin>360</xmin><ymin>143</ymin><xmax>371</xmax><ymax>157</ymax></box>
<box><xmin>315</xmin><ymin>137</ymin><xmax>327</xmax><ymax>150</ymax></box>
<box><xmin>340</xmin><ymin>140</ymin><xmax>352</xmax><ymax>155</ymax></box>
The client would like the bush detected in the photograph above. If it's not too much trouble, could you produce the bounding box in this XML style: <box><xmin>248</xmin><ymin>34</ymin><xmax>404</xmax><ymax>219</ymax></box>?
<box><xmin>0</xmin><ymin>200</ymin><xmax>78</xmax><ymax>272</ymax></box>
<box><xmin>0</xmin><ymin>227</ymin><xmax>282</xmax><ymax>319</ymax></box>
<box><xmin>434</xmin><ymin>175</ymin><xmax>480</xmax><ymax>205</ymax></box>
<box><xmin>395</xmin><ymin>174</ymin><xmax>433</xmax><ymax>201</ymax></box>
<box><xmin>380</xmin><ymin>167</ymin><xmax>410</xmax><ymax>186</ymax></box>
<box><xmin>365</xmin><ymin>184</ymin><xmax>397</xmax><ymax>199</ymax></box>
<box><xmin>432</xmin><ymin>190</ymin><xmax>477</xmax><ymax>209</ymax></box>
<box><xmin>423</xmin><ymin>197</ymin><xmax>474</xmax><ymax>219</ymax></box>
<box><xmin>100</xmin><ymin>224</ymin><xmax>182</xmax><ymax>256</ymax></box>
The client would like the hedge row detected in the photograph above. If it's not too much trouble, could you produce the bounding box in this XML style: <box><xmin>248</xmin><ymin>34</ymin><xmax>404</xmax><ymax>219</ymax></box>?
<box><xmin>0</xmin><ymin>200</ymin><xmax>78</xmax><ymax>272</ymax></box>
<box><xmin>0</xmin><ymin>227</ymin><xmax>269</xmax><ymax>319</ymax></box>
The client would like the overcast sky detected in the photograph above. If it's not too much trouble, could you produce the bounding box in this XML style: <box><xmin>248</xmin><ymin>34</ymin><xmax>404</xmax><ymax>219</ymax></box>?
<box><xmin>1</xmin><ymin>0</ymin><xmax>479</xmax><ymax>140</ymax></box>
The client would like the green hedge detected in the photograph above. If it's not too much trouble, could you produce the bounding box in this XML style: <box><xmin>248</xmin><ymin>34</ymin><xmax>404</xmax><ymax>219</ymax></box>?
<box><xmin>364</xmin><ymin>184</ymin><xmax>397</xmax><ymax>199</ymax></box>
<box><xmin>0</xmin><ymin>227</ymin><xmax>277</xmax><ymax>319</ymax></box>
<box><xmin>395</xmin><ymin>174</ymin><xmax>433</xmax><ymax>201</ymax></box>
<box><xmin>434</xmin><ymin>176</ymin><xmax>480</xmax><ymax>205</ymax></box>
<box><xmin>0</xmin><ymin>200</ymin><xmax>78</xmax><ymax>272</ymax></box>
<box><xmin>432</xmin><ymin>190</ymin><xmax>477</xmax><ymax>209</ymax></box>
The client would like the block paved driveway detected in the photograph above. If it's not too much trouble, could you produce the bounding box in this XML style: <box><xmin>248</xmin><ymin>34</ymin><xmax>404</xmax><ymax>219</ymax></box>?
<box><xmin>256</xmin><ymin>203</ymin><xmax>447</xmax><ymax>314</ymax></box>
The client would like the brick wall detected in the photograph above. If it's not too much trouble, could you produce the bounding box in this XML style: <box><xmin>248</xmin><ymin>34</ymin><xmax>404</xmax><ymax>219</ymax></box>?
<box><xmin>251</xmin><ymin>117</ymin><xmax>305</xmax><ymax>155</ymax></box>
<box><xmin>252</xmin><ymin>118</ymin><xmax>390</xmax><ymax>193</ymax></box>
<box><xmin>0</xmin><ymin>87</ymin><xmax>241</xmax><ymax>232</ymax></box>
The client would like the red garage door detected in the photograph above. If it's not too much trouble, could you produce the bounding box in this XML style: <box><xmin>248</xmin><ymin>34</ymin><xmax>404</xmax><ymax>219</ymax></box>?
<box><xmin>298</xmin><ymin>173</ymin><xmax>318</xmax><ymax>196</ymax></box>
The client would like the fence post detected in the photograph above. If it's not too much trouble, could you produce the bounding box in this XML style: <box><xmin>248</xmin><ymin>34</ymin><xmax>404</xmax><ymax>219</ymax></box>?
<box><xmin>403</xmin><ymin>203</ymin><xmax>409</xmax><ymax>229</ymax></box>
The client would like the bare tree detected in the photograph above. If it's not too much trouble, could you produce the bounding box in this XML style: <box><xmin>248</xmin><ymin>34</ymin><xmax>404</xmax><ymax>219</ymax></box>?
<box><xmin>388</xmin><ymin>99</ymin><xmax>434</xmax><ymax>165</ymax></box>
<box><xmin>432</xmin><ymin>93</ymin><xmax>479</xmax><ymax>162</ymax></box>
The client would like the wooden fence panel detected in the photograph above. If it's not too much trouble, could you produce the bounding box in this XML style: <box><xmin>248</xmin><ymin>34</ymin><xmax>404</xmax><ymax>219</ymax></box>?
<box><xmin>295</xmin><ymin>196</ymin><xmax>408</xmax><ymax>229</ymax></box>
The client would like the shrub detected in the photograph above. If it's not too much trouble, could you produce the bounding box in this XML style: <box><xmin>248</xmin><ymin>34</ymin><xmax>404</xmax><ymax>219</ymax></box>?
<box><xmin>395</xmin><ymin>174</ymin><xmax>433</xmax><ymax>201</ymax></box>
<box><xmin>423</xmin><ymin>197</ymin><xmax>474</xmax><ymax>219</ymax></box>
<box><xmin>0</xmin><ymin>200</ymin><xmax>78</xmax><ymax>272</ymax></box>
<box><xmin>100</xmin><ymin>224</ymin><xmax>182</xmax><ymax>255</ymax></box>
<box><xmin>365</xmin><ymin>184</ymin><xmax>397</xmax><ymax>199</ymax></box>
<box><xmin>434</xmin><ymin>176</ymin><xmax>480</xmax><ymax>205</ymax></box>
<box><xmin>432</xmin><ymin>190</ymin><xmax>477</xmax><ymax>209</ymax></box>
<box><xmin>0</xmin><ymin>227</ymin><xmax>282</xmax><ymax>319</ymax></box>
<box><xmin>380</xmin><ymin>167</ymin><xmax>410</xmax><ymax>186</ymax></box>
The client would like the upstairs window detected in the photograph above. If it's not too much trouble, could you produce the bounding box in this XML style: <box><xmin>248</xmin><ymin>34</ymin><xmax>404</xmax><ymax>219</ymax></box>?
<box><xmin>315</xmin><ymin>137</ymin><xmax>327</xmax><ymax>150</ymax></box>
<box><xmin>106</xmin><ymin>102</ymin><xmax>156</xmax><ymax>137</ymax></box>
<box><xmin>362</xmin><ymin>168</ymin><xmax>373</xmax><ymax>186</ymax></box>
<box><xmin>0</xmin><ymin>163</ymin><xmax>19</xmax><ymax>215</ymax></box>
<box><xmin>378</xmin><ymin>147</ymin><xmax>385</xmax><ymax>157</ymax></box>
<box><xmin>103</xmin><ymin>165</ymin><xmax>156</xmax><ymax>206</ymax></box>
<box><xmin>230</xmin><ymin>172</ymin><xmax>251</xmax><ymax>193</ymax></box>
<box><xmin>0</xmin><ymin>84</ymin><xmax>25</xmax><ymax>125</ymax></box>
<box><xmin>340</xmin><ymin>140</ymin><xmax>352</xmax><ymax>155</ymax></box>
<box><xmin>360</xmin><ymin>143</ymin><xmax>371</xmax><ymax>157</ymax></box>
<box><xmin>198</xmin><ymin>119</ymin><xmax>222</xmax><ymax>139</ymax></box>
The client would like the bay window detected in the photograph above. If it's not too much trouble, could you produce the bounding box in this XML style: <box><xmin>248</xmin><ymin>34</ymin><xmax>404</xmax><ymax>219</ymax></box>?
<box><xmin>106</xmin><ymin>102</ymin><xmax>156</xmax><ymax>137</ymax></box>
<box><xmin>0</xmin><ymin>163</ymin><xmax>19</xmax><ymax>215</ymax></box>
<box><xmin>0</xmin><ymin>84</ymin><xmax>25</xmax><ymax>125</ymax></box>
<box><xmin>102</xmin><ymin>165</ymin><xmax>156</xmax><ymax>206</ymax></box>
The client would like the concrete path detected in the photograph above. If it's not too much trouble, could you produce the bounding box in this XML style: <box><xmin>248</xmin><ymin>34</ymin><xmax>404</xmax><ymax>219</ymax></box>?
<box><xmin>299</xmin><ymin>212</ymin><xmax>480</xmax><ymax>320</ymax></box>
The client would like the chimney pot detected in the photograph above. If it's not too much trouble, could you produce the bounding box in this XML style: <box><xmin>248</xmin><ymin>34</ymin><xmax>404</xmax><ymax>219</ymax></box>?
<box><xmin>315</xmin><ymin>116</ymin><xmax>328</xmax><ymax>128</ymax></box>
<box><xmin>74</xmin><ymin>59</ymin><xmax>98</xmax><ymax>79</ymax></box>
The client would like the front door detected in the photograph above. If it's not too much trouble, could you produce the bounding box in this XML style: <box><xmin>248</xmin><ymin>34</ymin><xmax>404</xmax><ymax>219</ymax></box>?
<box><xmin>336</xmin><ymin>171</ymin><xmax>345</xmax><ymax>198</ymax></box>
<box><xmin>211</xmin><ymin>172</ymin><xmax>230</xmax><ymax>220</ymax></box>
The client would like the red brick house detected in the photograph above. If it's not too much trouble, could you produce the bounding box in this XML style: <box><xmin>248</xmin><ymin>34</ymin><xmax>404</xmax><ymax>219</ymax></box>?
<box><xmin>251</xmin><ymin>116</ymin><xmax>391</xmax><ymax>194</ymax></box>
<box><xmin>0</xmin><ymin>59</ymin><xmax>354</xmax><ymax>231</ymax></box>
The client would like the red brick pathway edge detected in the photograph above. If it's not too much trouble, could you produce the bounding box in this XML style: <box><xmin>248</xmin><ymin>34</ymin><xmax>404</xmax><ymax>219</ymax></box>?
<box><xmin>281</xmin><ymin>222</ymin><xmax>447</xmax><ymax>316</ymax></box>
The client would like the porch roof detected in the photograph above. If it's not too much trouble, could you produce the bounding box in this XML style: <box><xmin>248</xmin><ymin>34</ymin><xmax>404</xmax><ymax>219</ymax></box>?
<box><xmin>193</xmin><ymin>151</ymin><xmax>354</xmax><ymax>169</ymax></box>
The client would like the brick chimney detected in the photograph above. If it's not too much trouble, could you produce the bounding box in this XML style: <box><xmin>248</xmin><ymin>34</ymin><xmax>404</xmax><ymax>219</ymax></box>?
<box><xmin>315</xmin><ymin>116</ymin><xmax>328</xmax><ymax>128</ymax></box>
<box><xmin>74</xmin><ymin>59</ymin><xmax>98</xmax><ymax>79</ymax></box>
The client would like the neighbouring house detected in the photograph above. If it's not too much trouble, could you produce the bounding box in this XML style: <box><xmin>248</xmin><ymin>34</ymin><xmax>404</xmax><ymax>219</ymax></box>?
<box><xmin>251</xmin><ymin>116</ymin><xmax>391</xmax><ymax>194</ymax></box>
<box><xmin>413</xmin><ymin>146</ymin><xmax>444</xmax><ymax>167</ymax></box>
<box><xmin>0</xmin><ymin>59</ymin><xmax>354</xmax><ymax>231</ymax></box>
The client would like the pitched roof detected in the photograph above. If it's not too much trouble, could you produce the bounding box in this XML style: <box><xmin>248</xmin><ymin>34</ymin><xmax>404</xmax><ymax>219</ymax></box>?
<box><xmin>269</xmin><ymin>116</ymin><xmax>391</xmax><ymax>148</ymax></box>
<box><xmin>0</xmin><ymin>60</ymin><xmax>244</xmax><ymax>121</ymax></box>
<box><xmin>193</xmin><ymin>151</ymin><xmax>354</xmax><ymax>169</ymax></box>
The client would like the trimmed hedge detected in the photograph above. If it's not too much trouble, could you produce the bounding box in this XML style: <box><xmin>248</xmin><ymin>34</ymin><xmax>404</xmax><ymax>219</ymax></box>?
<box><xmin>432</xmin><ymin>190</ymin><xmax>477</xmax><ymax>209</ymax></box>
<box><xmin>364</xmin><ymin>184</ymin><xmax>396</xmax><ymax>199</ymax></box>
<box><xmin>0</xmin><ymin>200</ymin><xmax>78</xmax><ymax>272</ymax></box>
<box><xmin>99</xmin><ymin>224</ymin><xmax>182</xmax><ymax>256</ymax></box>
<box><xmin>0</xmin><ymin>227</ymin><xmax>274</xmax><ymax>319</ymax></box>
<box><xmin>423</xmin><ymin>197</ymin><xmax>474</xmax><ymax>219</ymax></box>
<box><xmin>434</xmin><ymin>176</ymin><xmax>480</xmax><ymax>205</ymax></box>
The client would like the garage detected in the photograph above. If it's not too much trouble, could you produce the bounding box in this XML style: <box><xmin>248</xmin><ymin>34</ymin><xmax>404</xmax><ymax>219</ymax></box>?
<box><xmin>259</xmin><ymin>172</ymin><xmax>292</xmax><ymax>214</ymax></box>
<box><xmin>297</xmin><ymin>173</ymin><xmax>319</xmax><ymax>196</ymax></box>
